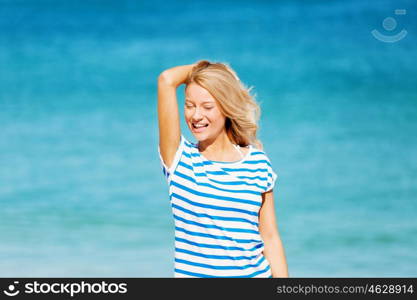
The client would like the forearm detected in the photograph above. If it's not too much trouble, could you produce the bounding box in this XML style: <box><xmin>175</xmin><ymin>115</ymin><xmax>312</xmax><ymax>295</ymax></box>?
<box><xmin>159</xmin><ymin>64</ymin><xmax>195</xmax><ymax>88</ymax></box>
<box><xmin>263</xmin><ymin>235</ymin><xmax>289</xmax><ymax>277</ymax></box>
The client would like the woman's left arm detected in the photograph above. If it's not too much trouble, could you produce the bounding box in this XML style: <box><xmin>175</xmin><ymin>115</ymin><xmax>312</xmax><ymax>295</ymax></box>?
<box><xmin>259</xmin><ymin>190</ymin><xmax>289</xmax><ymax>277</ymax></box>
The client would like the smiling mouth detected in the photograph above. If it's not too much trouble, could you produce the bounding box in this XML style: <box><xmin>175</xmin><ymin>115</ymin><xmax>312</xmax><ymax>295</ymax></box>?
<box><xmin>192</xmin><ymin>123</ymin><xmax>209</xmax><ymax>129</ymax></box>
<box><xmin>192</xmin><ymin>123</ymin><xmax>209</xmax><ymax>132</ymax></box>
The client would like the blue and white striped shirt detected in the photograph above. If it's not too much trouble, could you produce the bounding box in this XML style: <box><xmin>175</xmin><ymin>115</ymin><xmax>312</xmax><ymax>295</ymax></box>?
<box><xmin>158</xmin><ymin>134</ymin><xmax>278</xmax><ymax>278</ymax></box>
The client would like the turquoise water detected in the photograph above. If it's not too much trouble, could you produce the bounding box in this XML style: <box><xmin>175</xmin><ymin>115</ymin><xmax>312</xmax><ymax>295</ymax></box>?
<box><xmin>1</xmin><ymin>0</ymin><xmax>416</xmax><ymax>277</ymax></box>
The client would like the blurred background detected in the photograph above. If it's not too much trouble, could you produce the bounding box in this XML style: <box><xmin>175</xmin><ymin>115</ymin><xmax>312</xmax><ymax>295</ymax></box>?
<box><xmin>0</xmin><ymin>0</ymin><xmax>416</xmax><ymax>277</ymax></box>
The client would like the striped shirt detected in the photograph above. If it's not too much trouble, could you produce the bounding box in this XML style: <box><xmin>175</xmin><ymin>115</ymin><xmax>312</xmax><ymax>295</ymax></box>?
<box><xmin>158</xmin><ymin>134</ymin><xmax>278</xmax><ymax>278</ymax></box>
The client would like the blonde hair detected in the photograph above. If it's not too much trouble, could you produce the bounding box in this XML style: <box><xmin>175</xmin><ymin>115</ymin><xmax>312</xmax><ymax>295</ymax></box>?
<box><xmin>185</xmin><ymin>60</ymin><xmax>263</xmax><ymax>150</ymax></box>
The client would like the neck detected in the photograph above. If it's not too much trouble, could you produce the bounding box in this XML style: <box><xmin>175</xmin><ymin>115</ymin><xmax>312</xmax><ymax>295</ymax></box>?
<box><xmin>198</xmin><ymin>131</ymin><xmax>234</xmax><ymax>154</ymax></box>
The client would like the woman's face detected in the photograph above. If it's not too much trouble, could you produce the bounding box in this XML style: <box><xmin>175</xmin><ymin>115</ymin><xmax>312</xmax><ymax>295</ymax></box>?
<box><xmin>184</xmin><ymin>83</ymin><xmax>226</xmax><ymax>142</ymax></box>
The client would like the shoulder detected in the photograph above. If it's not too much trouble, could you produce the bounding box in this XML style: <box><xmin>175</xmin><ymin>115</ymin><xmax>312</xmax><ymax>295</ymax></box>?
<box><xmin>249</xmin><ymin>144</ymin><xmax>268</xmax><ymax>158</ymax></box>
<box><xmin>180</xmin><ymin>134</ymin><xmax>199</xmax><ymax>156</ymax></box>
<box><xmin>182</xmin><ymin>135</ymin><xmax>193</xmax><ymax>147</ymax></box>
<box><xmin>248</xmin><ymin>144</ymin><xmax>273</xmax><ymax>167</ymax></box>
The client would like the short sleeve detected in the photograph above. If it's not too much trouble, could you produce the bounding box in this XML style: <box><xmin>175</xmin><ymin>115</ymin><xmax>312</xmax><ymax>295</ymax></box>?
<box><xmin>158</xmin><ymin>134</ymin><xmax>186</xmax><ymax>184</ymax></box>
<box><xmin>264</xmin><ymin>156</ymin><xmax>278</xmax><ymax>193</ymax></box>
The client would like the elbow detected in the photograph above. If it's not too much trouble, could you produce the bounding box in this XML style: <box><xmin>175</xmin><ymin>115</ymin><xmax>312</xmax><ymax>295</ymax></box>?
<box><xmin>261</xmin><ymin>230</ymin><xmax>281</xmax><ymax>243</ymax></box>
<box><xmin>158</xmin><ymin>71</ymin><xmax>173</xmax><ymax>86</ymax></box>
<box><xmin>262</xmin><ymin>234</ymin><xmax>277</xmax><ymax>243</ymax></box>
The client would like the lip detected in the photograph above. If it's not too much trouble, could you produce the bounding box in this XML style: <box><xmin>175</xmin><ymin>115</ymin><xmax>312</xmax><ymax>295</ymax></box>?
<box><xmin>191</xmin><ymin>123</ymin><xmax>209</xmax><ymax>133</ymax></box>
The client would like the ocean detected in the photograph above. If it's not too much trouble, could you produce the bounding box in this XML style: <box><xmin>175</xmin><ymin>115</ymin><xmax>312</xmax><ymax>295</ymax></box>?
<box><xmin>0</xmin><ymin>0</ymin><xmax>416</xmax><ymax>277</ymax></box>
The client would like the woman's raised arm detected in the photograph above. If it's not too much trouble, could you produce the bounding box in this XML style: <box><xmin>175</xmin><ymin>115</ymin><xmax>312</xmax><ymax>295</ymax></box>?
<box><xmin>157</xmin><ymin>64</ymin><xmax>195</xmax><ymax>169</ymax></box>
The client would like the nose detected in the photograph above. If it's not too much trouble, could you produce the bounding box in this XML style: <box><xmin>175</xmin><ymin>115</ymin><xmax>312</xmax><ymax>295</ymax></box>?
<box><xmin>191</xmin><ymin>107</ymin><xmax>204</xmax><ymax>121</ymax></box>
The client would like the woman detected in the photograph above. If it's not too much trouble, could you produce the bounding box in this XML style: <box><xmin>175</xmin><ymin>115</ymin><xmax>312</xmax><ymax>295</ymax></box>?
<box><xmin>157</xmin><ymin>60</ymin><xmax>289</xmax><ymax>278</ymax></box>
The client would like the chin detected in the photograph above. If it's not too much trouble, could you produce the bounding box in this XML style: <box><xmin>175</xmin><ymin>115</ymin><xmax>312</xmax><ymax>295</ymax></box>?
<box><xmin>192</xmin><ymin>133</ymin><xmax>206</xmax><ymax>141</ymax></box>
<box><xmin>190</xmin><ymin>130</ymin><xmax>207</xmax><ymax>141</ymax></box>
